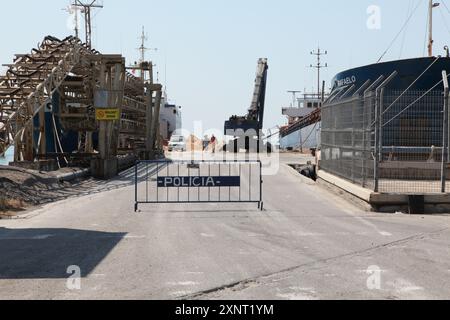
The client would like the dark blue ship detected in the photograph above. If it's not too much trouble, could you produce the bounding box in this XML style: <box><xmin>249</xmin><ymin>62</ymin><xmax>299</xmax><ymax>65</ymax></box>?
<box><xmin>330</xmin><ymin>56</ymin><xmax>450</xmax><ymax>95</ymax></box>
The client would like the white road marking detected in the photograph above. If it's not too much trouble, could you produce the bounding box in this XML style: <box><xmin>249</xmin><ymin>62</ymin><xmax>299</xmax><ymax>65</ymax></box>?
<box><xmin>335</xmin><ymin>232</ymin><xmax>351</xmax><ymax>236</ymax></box>
<box><xmin>184</xmin><ymin>272</ymin><xmax>204</xmax><ymax>275</ymax></box>
<box><xmin>397</xmin><ymin>285</ymin><xmax>424</xmax><ymax>293</ymax></box>
<box><xmin>277</xmin><ymin>287</ymin><xmax>318</xmax><ymax>300</ymax></box>
<box><xmin>200</xmin><ymin>233</ymin><xmax>215</xmax><ymax>238</ymax></box>
<box><xmin>356</xmin><ymin>268</ymin><xmax>387</xmax><ymax>275</ymax></box>
<box><xmin>271</xmin><ymin>276</ymin><xmax>293</xmax><ymax>283</ymax></box>
<box><xmin>167</xmin><ymin>281</ymin><xmax>199</xmax><ymax>286</ymax></box>
<box><xmin>292</xmin><ymin>232</ymin><xmax>324</xmax><ymax>237</ymax></box>
<box><xmin>289</xmin><ymin>286</ymin><xmax>316</xmax><ymax>292</ymax></box>
<box><xmin>123</xmin><ymin>235</ymin><xmax>146</xmax><ymax>239</ymax></box>
<box><xmin>79</xmin><ymin>234</ymin><xmax>146</xmax><ymax>240</ymax></box>
<box><xmin>169</xmin><ymin>291</ymin><xmax>192</xmax><ymax>297</ymax></box>
<box><xmin>321</xmin><ymin>189</ymin><xmax>394</xmax><ymax>237</ymax></box>
<box><xmin>247</xmin><ymin>233</ymin><xmax>265</xmax><ymax>238</ymax></box>
<box><xmin>90</xmin><ymin>274</ymin><xmax>106</xmax><ymax>278</ymax></box>
<box><xmin>354</xmin><ymin>216</ymin><xmax>393</xmax><ymax>237</ymax></box>
<box><xmin>387</xmin><ymin>279</ymin><xmax>425</xmax><ymax>295</ymax></box>
<box><xmin>0</xmin><ymin>234</ymin><xmax>54</xmax><ymax>240</ymax></box>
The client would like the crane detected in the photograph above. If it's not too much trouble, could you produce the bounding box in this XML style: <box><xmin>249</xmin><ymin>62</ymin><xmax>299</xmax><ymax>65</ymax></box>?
<box><xmin>224</xmin><ymin>58</ymin><xmax>269</xmax><ymax>153</ymax></box>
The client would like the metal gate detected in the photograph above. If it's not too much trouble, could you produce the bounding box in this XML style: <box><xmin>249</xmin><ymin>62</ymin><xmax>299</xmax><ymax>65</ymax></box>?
<box><xmin>134</xmin><ymin>160</ymin><xmax>263</xmax><ymax>211</ymax></box>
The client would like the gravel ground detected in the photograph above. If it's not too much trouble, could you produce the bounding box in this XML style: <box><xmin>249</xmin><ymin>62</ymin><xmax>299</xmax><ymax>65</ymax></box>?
<box><xmin>0</xmin><ymin>166</ymin><xmax>85</xmax><ymax>214</ymax></box>
<box><xmin>0</xmin><ymin>164</ymin><xmax>137</xmax><ymax>217</ymax></box>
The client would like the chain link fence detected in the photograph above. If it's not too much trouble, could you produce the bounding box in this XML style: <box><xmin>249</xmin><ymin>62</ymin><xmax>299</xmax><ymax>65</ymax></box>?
<box><xmin>321</xmin><ymin>88</ymin><xmax>448</xmax><ymax>194</ymax></box>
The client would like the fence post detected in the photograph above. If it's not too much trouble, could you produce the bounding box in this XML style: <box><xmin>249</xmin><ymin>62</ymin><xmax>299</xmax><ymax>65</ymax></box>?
<box><xmin>374</xmin><ymin>90</ymin><xmax>380</xmax><ymax>193</ymax></box>
<box><xmin>259</xmin><ymin>161</ymin><xmax>264</xmax><ymax>211</ymax></box>
<box><xmin>351</xmin><ymin>98</ymin><xmax>355</xmax><ymax>183</ymax></box>
<box><xmin>363</xmin><ymin>76</ymin><xmax>385</xmax><ymax>189</ymax></box>
<box><xmin>373</xmin><ymin>71</ymin><xmax>397</xmax><ymax>193</ymax></box>
<box><xmin>441</xmin><ymin>71</ymin><xmax>449</xmax><ymax>193</ymax></box>
<box><xmin>379</xmin><ymin>88</ymin><xmax>385</xmax><ymax>172</ymax></box>
<box><xmin>362</xmin><ymin>96</ymin><xmax>367</xmax><ymax>188</ymax></box>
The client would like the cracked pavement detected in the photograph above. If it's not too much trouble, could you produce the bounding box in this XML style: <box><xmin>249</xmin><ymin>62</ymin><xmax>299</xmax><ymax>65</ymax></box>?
<box><xmin>0</xmin><ymin>153</ymin><xmax>449</xmax><ymax>300</ymax></box>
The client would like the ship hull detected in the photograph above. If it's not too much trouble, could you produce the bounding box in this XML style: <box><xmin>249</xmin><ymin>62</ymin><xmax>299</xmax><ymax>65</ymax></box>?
<box><xmin>331</xmin><ymin>57</ymin><xmax>450</xmax><ymax>93</ymax></box>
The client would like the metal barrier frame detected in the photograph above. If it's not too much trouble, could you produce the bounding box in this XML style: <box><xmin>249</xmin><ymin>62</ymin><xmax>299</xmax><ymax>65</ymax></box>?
<box><xmin>134</xmin><ymin>160</ymin><xmax>263</xmax><ymax>211</ymax></box>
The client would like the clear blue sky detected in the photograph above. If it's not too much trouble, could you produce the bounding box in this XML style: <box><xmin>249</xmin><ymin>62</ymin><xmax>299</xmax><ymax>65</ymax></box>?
<box><xmin>2</xmin><ymin>0</ymin><xmax>450</xmax><ymax>132</ymax></box>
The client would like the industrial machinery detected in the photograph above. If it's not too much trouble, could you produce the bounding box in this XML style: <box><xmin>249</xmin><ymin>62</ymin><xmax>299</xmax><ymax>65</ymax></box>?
<box><xmin>224</xmin><ymin>58</ymin><xmax>269</xmax><ymax>153</ymax></box>
<box><xmin>0</xmin><ymin>35</ymin><xmax>163</xmax><ymax>178</ymax></box>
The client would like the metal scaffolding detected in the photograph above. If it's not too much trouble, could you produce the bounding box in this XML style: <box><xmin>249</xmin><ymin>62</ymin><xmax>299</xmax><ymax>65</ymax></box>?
<box><xmin>0</xmin><ymin>35</ymin><xmax>162</xmax><ymax>176</ymax></box>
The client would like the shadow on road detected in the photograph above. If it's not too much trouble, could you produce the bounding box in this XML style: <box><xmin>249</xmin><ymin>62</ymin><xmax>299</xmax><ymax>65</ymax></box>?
<box><xmin>0</xmin><ymin>227</ymin><xmax>126</xmax><ymax>279</ymax></box>
<box><xmin>60</xmin><ymin>163</ymin><xmax>166</xmax><ymax>198</ymax></box>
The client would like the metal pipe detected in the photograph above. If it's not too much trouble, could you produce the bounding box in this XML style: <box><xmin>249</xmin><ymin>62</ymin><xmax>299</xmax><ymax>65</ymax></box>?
<box><xmin>321</xmin><ymin>80</ymin><xmax>326</xmax><ymax>103</ymax></box>
<box><xmin>429</xmin><ymin>0</ymin><xmax>434</xmax><ymax>57</ymax></box>
<box><xmin>376</xmin><ymin>71</ymin><xmax>398</xmax><ymax>92</ymax></box>
<box><xmin>353</xmin><ymin>79</ymin><xmax>372</xmax><ymax>97</ymax></box>
<box><xmin>340</xmin><ymin>84</ymin><xmax>356</xmax><ymax>99</ymax></box>
<box><xmin>364</xmin><ymin>75</ymin><xmax>385</xmax><ymax>97</ymax></box>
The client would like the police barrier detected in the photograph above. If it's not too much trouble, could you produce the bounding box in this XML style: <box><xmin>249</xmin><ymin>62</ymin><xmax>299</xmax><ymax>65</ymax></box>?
<box><xmin>134</xmin><ymin>160</ymin><xmax>263</xmax><ymax>211</ymax></box>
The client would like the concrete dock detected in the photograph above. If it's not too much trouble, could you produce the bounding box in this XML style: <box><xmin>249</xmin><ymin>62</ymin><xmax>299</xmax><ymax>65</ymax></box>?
<box><xmin>0</xmin><ymin>153</ymin><xmax>449</xmax><ymax>300</ymax></box>
<box><xmin>318</xmin><ymin>170</ymin><xmax>450</xmax><ymax>214</ymax></box>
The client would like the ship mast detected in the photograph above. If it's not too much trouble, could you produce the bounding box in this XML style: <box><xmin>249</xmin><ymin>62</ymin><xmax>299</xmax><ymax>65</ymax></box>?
<box><xmin>72</xmin><ymin>0</ymin><xmax>104</xmax><ymax>49</ymax></box>
<box><xmin>310</xmin><ymin>47</ymin><xmax>328</xmax><ymax>99</ymax></box>
<box><xmin>428</xmin><ymin>0</ymin><xmax>440</xmax><ymax>57</ymax></box>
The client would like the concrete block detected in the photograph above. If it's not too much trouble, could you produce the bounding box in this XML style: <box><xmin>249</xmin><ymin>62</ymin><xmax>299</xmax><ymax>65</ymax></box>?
<box><xmin>317</xmin><ymin>169</ymin><xmax>450</xmax><ymax>214</ymax></box>
<box><xmin>318</xmin><ymin>170</ymin><xmax>373</xmax><ymax>202</ymax></box>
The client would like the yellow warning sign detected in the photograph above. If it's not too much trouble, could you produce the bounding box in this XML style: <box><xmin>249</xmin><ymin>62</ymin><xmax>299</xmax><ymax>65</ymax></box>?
<box><xmin>95</xmin><ymin>108</ymin><xmax>120</xmax><ymax>121</ymax></box>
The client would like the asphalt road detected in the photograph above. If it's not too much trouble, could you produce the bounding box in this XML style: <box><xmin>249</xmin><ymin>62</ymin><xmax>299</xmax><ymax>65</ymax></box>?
<box><xmin>0</xmin><ymin>153</ymin><xmax>449</xmax><ymax>300</ymax></box>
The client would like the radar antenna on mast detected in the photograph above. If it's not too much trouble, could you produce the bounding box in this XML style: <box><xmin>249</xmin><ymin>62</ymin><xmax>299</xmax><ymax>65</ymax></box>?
<box><xmin>428</xmin><ymin>0</ymin><xmax>440</xmax><ymax>57</ymax></box>
<box><xmin>310</xmin><ymin>47</ymin><xmax>328</xmax><ymax>100</ymax></box>
<box><xmin>71</xmin><ymin>0</ymin><xmax>104</xmax><ymax>48</ymax></box>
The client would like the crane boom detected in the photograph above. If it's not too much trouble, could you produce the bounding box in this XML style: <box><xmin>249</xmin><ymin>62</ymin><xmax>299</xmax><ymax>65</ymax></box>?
<box><xmin>225</xmin><ymin>58</ymin><xmax>269</xmax><ymax>133</ymax></box>
<box><xmin>223</xmin><ymin>58</ymin><xmax>270</xmax><ymax>153</ymax></box>
<box><xmin>248</xmin><ymin>58</ymin><xmax>269</xmax><ymax>126</ymax></box>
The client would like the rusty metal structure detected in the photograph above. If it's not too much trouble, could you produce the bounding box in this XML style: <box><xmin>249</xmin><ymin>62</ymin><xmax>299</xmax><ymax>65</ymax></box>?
<box><xmin>0</xmin><ymin>35</ymin><xmax>162</xmax><ymax>178</ymax></box>
<box><xmin>280</xmin><ymin>108</ymin><xmax>321</xmax><ymax>138</ymax></box>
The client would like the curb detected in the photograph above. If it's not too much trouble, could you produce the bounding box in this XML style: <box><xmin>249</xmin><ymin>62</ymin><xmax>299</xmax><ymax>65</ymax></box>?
<box><xmin>283</xmin><ymin>163</ymin><xmax>316</xmax><ymax>185</ymax></box>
